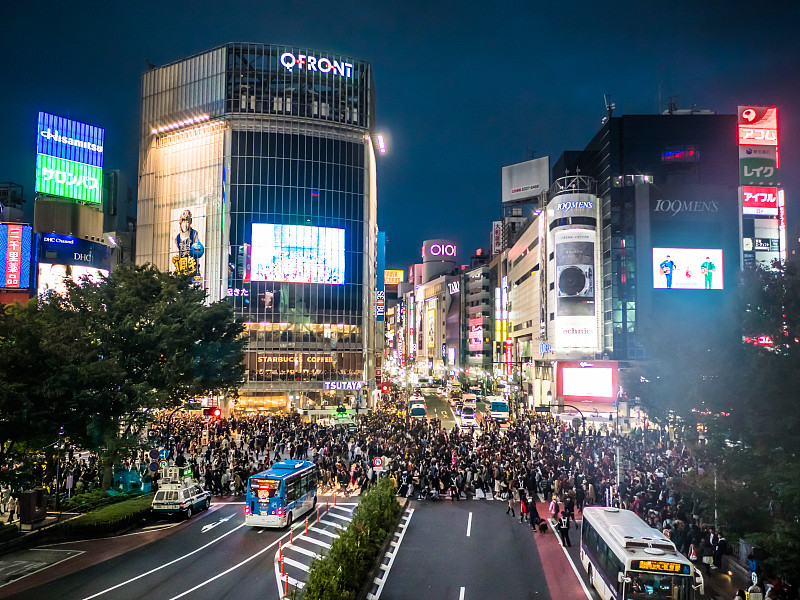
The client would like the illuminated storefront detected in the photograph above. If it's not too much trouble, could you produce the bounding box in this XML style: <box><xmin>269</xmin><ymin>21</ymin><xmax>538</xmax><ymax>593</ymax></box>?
<box><xmin>137</xmin><ymin>44</ymin><xmax>378</xmax><ymax>412</ymax></box>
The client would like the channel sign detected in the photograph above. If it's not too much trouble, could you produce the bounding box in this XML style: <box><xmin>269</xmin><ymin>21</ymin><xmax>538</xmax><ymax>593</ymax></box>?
<box><xmin>35</xmin><ymin>112</ymin><xmax>105</xmax><ymax>204</ymax></box>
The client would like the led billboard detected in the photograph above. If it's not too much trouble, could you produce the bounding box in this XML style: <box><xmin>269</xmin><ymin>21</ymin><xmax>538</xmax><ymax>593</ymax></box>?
<box><xmin>652</xmin><ymin>248</ymin><xmax>723</xmax><ymax>290</ymax></box>
<box><xmin>250</xmin><ymin>223</ymin><xmax>345</xmax><ymax>284</ymax></box>
<box><xmin>38</xmin><ymin>263</ymin><xmax>108</xmax><ymax>296</ymax></box>
<box><xmin>170</xmin><ymin>206</ymin><xmax>206</xmax><ymax>281</ymax></box>
<box><xmin>554</xmin><ymin>229</ymin><xmax>597</xmax><ymax>350</ymax></box>
<box><xmin>35</xmin><ymin>112</ymin><xmax>105</xmax><ymax>204</ymax></box>
<box><xmin>35</xmin><ymin>155</ymin><xmax>103</xmax><ymax>204</ymax></box>
<box><xmin>0</xmin><ymin>224</ymin><xmax>33</xmax><ymax>289</ymax></box>
<box><xmin>556</xmin><ymin>360</ymin><xmax>618</xmax><ymax>404</ymax></box>
<box><xmin>36</xmin><ymin>111</ymin><xmax>104</xmax><ymax>167</ymax></box>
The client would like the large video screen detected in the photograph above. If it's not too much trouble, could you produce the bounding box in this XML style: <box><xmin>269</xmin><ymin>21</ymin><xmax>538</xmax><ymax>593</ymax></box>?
<box><xmin>652</xmin><ymin>248</ymin><xmax>723</xmax><ymax>290</ymax></box>
<box><xmin>38</xmin><ymin>263</ymin><xmax>108</xmax><ymax>296</ymax></box>
<box><xmin>250</xmin><ymin>224</ymin><xmax>345</xmax><ymax>285</ymax></box>
<box><xmin>562</xmin><ymin>367</ymin><xmax>614</xmax><ymax>398</ymax></box>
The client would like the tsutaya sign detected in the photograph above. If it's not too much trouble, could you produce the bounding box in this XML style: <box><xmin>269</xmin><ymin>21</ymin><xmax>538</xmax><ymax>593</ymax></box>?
<box><xmin>280</xmin><ymin>52</ymin><xmax>354</xmax><ymax>78</ymax></box>
<box><xmin>323</xmin><ymin>380</ymin><xmax>364</xmax><ymax>391</ymax></box>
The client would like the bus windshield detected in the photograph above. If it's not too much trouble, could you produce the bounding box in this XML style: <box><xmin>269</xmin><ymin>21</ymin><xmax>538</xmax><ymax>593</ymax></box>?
<box><xmin>626</xmin><ymin>572</ymin><xmax>692</xmax><ymax>600</ymax></box>
<box><xmin>491</xmin><ymin>401</ymin><xmax>508</xmax><ymax>411</ymax></box>
<box><xmin>250</xmin><ymin>478</ymin><xmax>281</xmax><ymax>500</ymax></box>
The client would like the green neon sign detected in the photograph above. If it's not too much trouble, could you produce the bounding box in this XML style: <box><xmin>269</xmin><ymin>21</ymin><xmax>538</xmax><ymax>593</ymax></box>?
<box><xmin>35</xmin><ymin>154</ymin><xmax>103</xmax><ymax>204</ymax></box>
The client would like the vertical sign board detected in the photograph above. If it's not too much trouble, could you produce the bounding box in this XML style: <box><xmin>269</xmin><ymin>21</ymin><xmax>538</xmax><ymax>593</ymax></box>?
<box><xmin>0</xmin><ymin>224</ymin><xmax>33</xmax><ymax>289</ymax></box>
<box><xmin>376</xmin><ymin>231</ymin><xmax>385</xmax><ymax>321</ymax></box>
<box><xmin>35</xmin><ymin>112</ymin><xmax>105</xmax><ymax>205</ymax></box>
<box><xmin>505</xmin><ymin>338</ymin><xmax>512</xmax><ymax>377</ymax></box>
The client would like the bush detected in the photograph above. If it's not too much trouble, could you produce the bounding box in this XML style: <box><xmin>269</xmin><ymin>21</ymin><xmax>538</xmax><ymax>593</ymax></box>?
<box><xmin>0</xmin><ymin>523</ymin><xmax>22</xmax><ymax>543</ymax></box>
<box><xmin>62</xmin><ymin>489</ymin><xmax>144</xmax><ymax>513</ymax></box>
<box><xmin>302</xmin><ymin>477</ymin><xmax>402</xmax><ymax>600</ymax></box>
<box><xmin>58</xmin><ymin>493</ymin><xmax>154</xmax><ymax>537</ymax></box>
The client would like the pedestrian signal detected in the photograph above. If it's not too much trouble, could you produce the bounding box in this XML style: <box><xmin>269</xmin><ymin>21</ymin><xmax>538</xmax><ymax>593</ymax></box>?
<box><xmin>203</xmin><ymin>407</ymin><xmax>222</xmax><ymax>418</ymax></box>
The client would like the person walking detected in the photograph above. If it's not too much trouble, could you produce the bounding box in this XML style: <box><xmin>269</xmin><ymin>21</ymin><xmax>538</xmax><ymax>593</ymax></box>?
<box><xmin>6</xmin><ymin>494</ymin><xmax>17</xmax><ymax>524</ymax></box>
<box><xmin>558</xmin><ymin>510</ymin><xmax>572</xmax><ymax>547</ymax></box>
<box><xmin>507</xmin><ymin>486</ymin><xmax>518</xmax><ymax>517</ymax></box>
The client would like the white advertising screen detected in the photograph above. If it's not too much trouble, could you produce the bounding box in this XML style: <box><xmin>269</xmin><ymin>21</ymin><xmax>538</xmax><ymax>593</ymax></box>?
<box><xmin>250</xmin><ymin>223</ymin><xmax>345</xmax><ymax>284</ymax></box>
<box><xmin>38</xmin><ymin>263</ymin><xmax>108</xmax><ymax>296</ymax></box>
<box><xmin>562</xmin><ymin>367</ymin><xmax>614</xmax><ymax>398</ymax></box>
<box><xmin>653</xmin><ymin>248</ymin><xmax>723</xmax><ymax>290</ymax></box>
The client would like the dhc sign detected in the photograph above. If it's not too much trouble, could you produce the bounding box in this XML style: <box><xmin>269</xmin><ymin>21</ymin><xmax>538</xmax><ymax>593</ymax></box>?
<box><xmin>280</xmin><ymin>52</ymin><xmax>354</xmax><ymax>78</ymax></box>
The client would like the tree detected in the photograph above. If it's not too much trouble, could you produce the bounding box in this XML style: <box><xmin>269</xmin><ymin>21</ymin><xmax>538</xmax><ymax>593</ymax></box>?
<box><xmin>0</xmin><ymin>265</ymin><xmax>245</xmax><ymax>488</ymax></box>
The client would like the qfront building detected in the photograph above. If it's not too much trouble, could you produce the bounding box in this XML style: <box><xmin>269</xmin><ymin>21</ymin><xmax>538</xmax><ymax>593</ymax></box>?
<box><xmin>137</xmin><ymin>43</ymin><xmax>379</xmax><ymax>412</ymax></box>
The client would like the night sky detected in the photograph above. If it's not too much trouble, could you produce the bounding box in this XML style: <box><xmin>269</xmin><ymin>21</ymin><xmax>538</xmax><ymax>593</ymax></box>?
<box><xmin>3</xmin><ymin>1</ymin><xmax>799</xmax><ymax>268</ymax></box>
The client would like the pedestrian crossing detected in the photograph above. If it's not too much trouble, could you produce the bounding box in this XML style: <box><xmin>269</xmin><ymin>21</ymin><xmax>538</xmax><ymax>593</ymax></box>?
<box><xmin>273</xmin><ymin>502</ymin><xmax>356</xmax><ymax>597</ymax></box>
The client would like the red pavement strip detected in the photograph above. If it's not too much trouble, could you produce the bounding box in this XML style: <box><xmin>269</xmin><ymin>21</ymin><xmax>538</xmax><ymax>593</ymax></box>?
<box><xmin>532</xmin><ymin>502</ymin><xmax>591</xmax><ymax>600</ymax></box>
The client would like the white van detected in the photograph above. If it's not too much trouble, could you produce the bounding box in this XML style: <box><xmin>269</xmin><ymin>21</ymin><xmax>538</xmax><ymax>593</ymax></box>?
<box><xmin>487</xmin><ymin>396</ymin><xmax>510</xmax><ymax>423</ymax></box>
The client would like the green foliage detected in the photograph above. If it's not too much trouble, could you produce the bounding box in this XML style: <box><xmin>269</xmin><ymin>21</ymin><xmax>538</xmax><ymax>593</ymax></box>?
<box><xmin>0</xmin><ymin>265</ymin><xmax>245</xmax><ymax>478</ymax></box>
<box><xmin>302</xmin><ymin>478</ymin><xmax>402</xmax><ymax>600</ymax></box>
<box><xmin>0</xmin><ymin>522</ymin><xmax>22</xmax><ymax>543</ymax></box>
<box><xmin>57</xmin><ymin>493</ymin><xmax>154</xmax><ymax>537</ymax></box>
<box><xmin>61</xmin><ymin>489</ymin><xmax>144</xmax><ymax>513</ymax></box>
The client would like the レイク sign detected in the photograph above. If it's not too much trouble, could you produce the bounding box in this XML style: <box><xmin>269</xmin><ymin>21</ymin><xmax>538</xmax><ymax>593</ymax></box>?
<box><xmin>280</xmin><ymin>52</ymin><xmax>353</xmax><ymax>78</ymax></box>
<box><xmin>324</xmin><ymin>381</ymin><xmax>364</xmax><ymax>391</ymax></box>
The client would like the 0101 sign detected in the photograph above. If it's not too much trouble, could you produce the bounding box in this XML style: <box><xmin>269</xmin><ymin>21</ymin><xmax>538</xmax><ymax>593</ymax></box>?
<box><xmin>426</xmin><ymin>243</ymin><xmax>456</xmax><ymax>258</ymax></box>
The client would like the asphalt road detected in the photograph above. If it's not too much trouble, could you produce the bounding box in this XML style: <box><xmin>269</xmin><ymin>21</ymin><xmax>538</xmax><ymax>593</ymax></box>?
<box><xmin>421</xmin><ymin>389</ymin><xmax>456</xmax><ymax>428</ymax></box>
<box><xmin>4</xmin><ymin>501</ymin><xmax>308</xmax><ymax>600</ymax></box>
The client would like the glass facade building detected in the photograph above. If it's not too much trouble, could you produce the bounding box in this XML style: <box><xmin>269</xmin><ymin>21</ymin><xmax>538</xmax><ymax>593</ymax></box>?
<box><xmin>137</xmin><ymin>43</ymin><xmax>378</xmax><ymax>410</ymax></box>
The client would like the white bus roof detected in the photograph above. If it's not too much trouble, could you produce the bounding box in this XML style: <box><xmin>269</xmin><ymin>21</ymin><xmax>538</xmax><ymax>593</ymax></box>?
<box><xmin>583</xmin><ymin>507</ymin><xmax>682</xmax><ymax>556</ymax></box>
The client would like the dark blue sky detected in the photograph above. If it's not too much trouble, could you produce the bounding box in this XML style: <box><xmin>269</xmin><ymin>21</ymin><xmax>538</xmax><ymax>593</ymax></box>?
<box><xmin>3</xmin><ymin>1</ymin><xmax>799</xmax><ymax>268</ymax></box>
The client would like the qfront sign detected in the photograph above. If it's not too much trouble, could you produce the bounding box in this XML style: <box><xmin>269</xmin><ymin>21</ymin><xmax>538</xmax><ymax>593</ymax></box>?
<box><xmin>280</xmin><ymin>52</ymin><xmax>354</xmax><ymax>78</ymax></box>
<box><xmin>35</xmin><ymin>112</ymin><xmax>104</xmax><ymax>204</ymax></box>
<box><xmin>323</xmin><ymin>381</ymin><xmax>364</xmax><ymax>391</ymax></box>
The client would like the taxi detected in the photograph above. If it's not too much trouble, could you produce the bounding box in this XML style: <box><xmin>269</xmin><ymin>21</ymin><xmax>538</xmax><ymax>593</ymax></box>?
<box><xmin>152</xmin><ymin>467</ymin><xmax>212</xmax><ymax>519</ymax></box>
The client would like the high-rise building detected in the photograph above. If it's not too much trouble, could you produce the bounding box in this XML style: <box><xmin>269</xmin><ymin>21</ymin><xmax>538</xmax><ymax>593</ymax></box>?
<box><xmin>136</xmin><ymin>43</ymin><xmax>379</xmax><ymax>412</ymax></box>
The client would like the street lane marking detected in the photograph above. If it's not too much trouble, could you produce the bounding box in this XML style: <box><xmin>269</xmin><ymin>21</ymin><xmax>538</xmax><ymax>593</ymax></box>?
<box><xmin>168</xmin><ymin>525</ymin><xmax>295</xmax><ymax>600</ymax></box>
<box><xmin>466</xmin><ymin>512</ymin><xmax>472</xmax><ymax>537</ymax></box>
<box><xmin>459</xmin><ymin>586</ymin><xmax>465</xmax><ymax>600</ymax></box>
<box><xmin>368</xmin><ymin>507</ymin><xmax>414</xmax><ymax>600</ymax></box>
<box><xmin>547</xmin><ymin>516</ymin><xmax>593</xmax><ymax>600</ymax></box>
<box><xmin>0</xmin><ymin>550</ymin><xmax>84</xmax><ymax>590</ymax></box>
<box><xmin>282</xmin><ymin>556</ymin><xmax>309</xmax><ymax>572</ymax></box>
<box><xmin>81</xmin><ymin>522</ymin><xmax>246</xmax><ymax>599</ymax></box>
<box><xmin>286</xmin><ymin>544</ymin><xmax>320</xmax><ymax>559</ymax></box>
<box><xmin>201</xmin><ymin>514</ymin><xmax>234</xmax><ymax>533</ymax></box>
<box><xmin>298</xmin><ymin>536</ymin><xmax>331</xmax><ymax>549</ymax></box>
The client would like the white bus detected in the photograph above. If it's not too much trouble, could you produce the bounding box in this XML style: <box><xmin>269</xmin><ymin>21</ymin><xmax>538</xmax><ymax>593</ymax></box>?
<box><xmin>581</xmin><ymin>507</ymin><xmax>704</xmax><ymax>600</ymax></box>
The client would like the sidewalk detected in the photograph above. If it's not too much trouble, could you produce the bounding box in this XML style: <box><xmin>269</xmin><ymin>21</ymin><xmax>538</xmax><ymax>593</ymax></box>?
<box><xmin>533</xmin><ymin>501</ymin><xmax>590</xmax><ymax>599</ymax></box>
<box><xmin>699</xmin><ymin>556</ymin><xmax>752</xmax><ymax>600</ymax></box>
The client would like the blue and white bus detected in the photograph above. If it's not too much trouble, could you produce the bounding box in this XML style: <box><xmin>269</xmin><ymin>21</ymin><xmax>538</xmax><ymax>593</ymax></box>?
<box><xmin>245</xmin><ymin>460</ymin><xmax>319</xmax><ymax>528</ymax></box>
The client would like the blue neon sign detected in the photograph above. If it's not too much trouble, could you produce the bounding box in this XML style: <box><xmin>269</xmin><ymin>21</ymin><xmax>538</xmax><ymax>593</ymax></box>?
<box><xmin>36</xmin><ymin>112</ymin><xmax>105</xmax><ymax>168</ymax></box>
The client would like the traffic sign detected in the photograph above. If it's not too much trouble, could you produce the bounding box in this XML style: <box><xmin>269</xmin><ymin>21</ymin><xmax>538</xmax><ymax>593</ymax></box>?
<box><xmin>373</xmin><ymin>457</ymin><xmax>383</xmax><ymax>468</ymax></box>
<box><xmin>149</xmin><ymin>462</ymin><xmax>159</xmax><ymax>472</ymax></box>
<box><xmin>158</xmin><ymin>459</ymin><xmax>168</xmax><ymax>469</ymax></box>
<box><xmin>158</xmin><ymin>448</ymin><xmax>169</xmax><ymax>460</ymax></box>
<box><xmin>572</xmin><ymin>417</ymin><xmax>583</xmax><ymax>429</ymax></box>
<box><xmin>148</xmin><ymin>448</ymin><xmax>159</xmax><ymax>460</ymax></box>
<box><xmin>535</xmin><ymin>405</ymin><xmax>552</xmax><ymax>413</ymax></box>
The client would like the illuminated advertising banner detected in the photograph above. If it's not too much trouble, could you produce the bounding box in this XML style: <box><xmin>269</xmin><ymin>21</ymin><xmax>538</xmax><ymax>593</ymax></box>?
<box><xmin>38</xmin><ymin>263</ymin><xmax>108</xmax><ymax>296</ymax></box>
<box><xmin>422</xmin><ymin>239</ymin><xmax>457</xmax><ymax>262</ymax></box>
<box><xmin>501</xmin><ymin>157</ymin><xmax>550</xmax><ymax>203</ymax></box>
<box><xmin>468</xmin><ymin>318</ymin><xmax>483</xmax><ymax>351</ymax></box>
<box><xmin>40</xmin><ymin>233</ymin><xmax>106</xmax><ymax>266</ymax></box>
<box><xmin>250</xmin><ymin>223</ymin><xmax>345</xmax><ymax>285</ymax></box>
<box><xmin>384</xmin><ymin>270</ymin><xmax>405</xmax><ymax>285</ymax></box>
<box><xmin>739</xmin><ymin>146</ymin><xmax>778</xmax><ymax>186</ymax></box>
<box><xmin>554</xmin><ymin>229</ymin><xmax>597</xmax><ymax>350</ymax></box>
<box><xmin>170</xmin><ymin>206</ymin><xmax>206</xmax><ymax>282</ymax></box>
<box><xmin>737</xmin><ymin>106</ymin><xmax>778</xmax><ymax>146</ymax></box>
<box><xmin>652</xmin><ymin>248</ymin><xmax>723</xmax><ymax>290</ymax></box>
<box><xmin>741</xmin><ymin>186</ymin><xmax>779</xmax><ymax>216</ymax></box>
<box><xmin>36</xmin><ymin>112</ymin><xmax>104</xmax><ymax>167</ymax></box>
<box><xmin>556</xmin><ymin>360</ymin><xmax>618</xmax><ymax>405</ymax></box>
<box><xmin>0</xmin><ymin>224</ymin><xmax>33</xmax><ymax>289</ymax></box>
<box><xmin>35</xmin><ymin>155</ymin><xmax>103</xmax><ymax>204</ymax></box>
<box><xmin>492</xmin><ymin>221</ymin><xmax>503</xmax><ymax>255</ymax></box>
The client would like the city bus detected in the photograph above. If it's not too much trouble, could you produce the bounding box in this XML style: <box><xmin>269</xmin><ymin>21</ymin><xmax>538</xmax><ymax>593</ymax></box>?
<box><xmin>245</xmin><ymin>460</ymin><xmax>319</xmax><ymax>528</ymax></box>
<box><xmin>581</xmin><ymin>507</ymin><xmax>704</xmax><ymax>600</ymax></box>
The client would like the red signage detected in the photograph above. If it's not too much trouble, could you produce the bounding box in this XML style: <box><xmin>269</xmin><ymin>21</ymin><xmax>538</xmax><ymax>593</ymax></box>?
<box><xmin>742</xmin><ymin>186</ymin><xmax>778</xmax><ymax>216</ymax></box>
<box><xmin>505</xmin><ymin>338</ymin><xmax>512</xmax><ymax>377</ymax></box>
<box><xmin>555</xmin><ymin>360</ymin><xmax>619</xmax><ymax>405</ymax></box>
<box><xmin>4</xmin><ymin>224</ymin><xmax>23</xmax><ymax>288</ymax></box>
<box><xmin>738</xmin><ymin>106</ymin><xmax>778</xmax><ymax>146</ymax></box>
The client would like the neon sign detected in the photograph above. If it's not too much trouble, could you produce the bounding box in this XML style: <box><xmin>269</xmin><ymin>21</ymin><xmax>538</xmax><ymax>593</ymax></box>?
<box><xmin>280</xmin><ymin>52</ymin><xmax>353</xmax><ymax>78</ymax></box>
<box><xmin>556</xmin><ymin>201</ymin><xmax>593</xmax><ymax>211</ymax></box>
<box><xmin>427</xmin><ymin>243</ymin><xmax>457</xmax><ymax>257</ymax></box>
<box><xmin>738</xmin><ymin>106</ymin><xmax>778</xmax><ymax>146</ymax></box>
<box><xmin>323</xmin><ymin>381</ymin><xmax>364</xmax><ymax>391</ymax></box>
<box><xmin>742</xmin><ymin>186</ymin><xmax>778</xmax><ymax>216</ymax></box>
<box><xmin>448</xmin><ymin>281</ymin><xmax>460</xmax><ymax>294</ymax></box>
<box><xmin>36</xmin><ymin>112</ymin><xmax>104</xmax><ymax>167</ymax></box>
<box><xmin>35</xmin><ymin>155</ymin><xmax>103</xmax><ymax>204</ymax></box>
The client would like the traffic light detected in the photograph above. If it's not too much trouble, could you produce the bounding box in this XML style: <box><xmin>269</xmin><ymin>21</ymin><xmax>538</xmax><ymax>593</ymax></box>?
<box><xmin>335</xmin><ymin>405</ymin><xmax>348</xmax><ymax>419</ymax></box>
<box><xmin>203</xmin><ymin>407</ymin><xmax>222</xmax><ymax>418</ymax></box>
<box><xmin>381</xmin><ymin>383</ymin><xmax>389</xmax><ymax>394</ymax></box>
